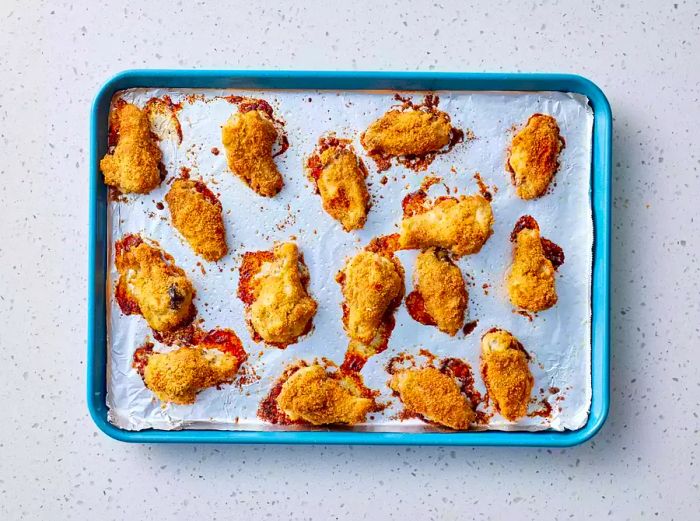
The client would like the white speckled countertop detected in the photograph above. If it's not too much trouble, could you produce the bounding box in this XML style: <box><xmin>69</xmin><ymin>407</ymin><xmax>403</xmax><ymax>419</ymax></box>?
<box><xmin>1</xmin><ymin>1</ymin><xmax>698</xmax><ymax>519</ymax></box>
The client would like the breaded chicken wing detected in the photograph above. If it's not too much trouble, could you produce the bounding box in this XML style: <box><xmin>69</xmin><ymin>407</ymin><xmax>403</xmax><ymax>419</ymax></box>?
<box><xmin>221</xmin><ymin>109</ymin><xmax>283</xmax><ymax>196</ymax></box>
<box><xmin>138</xmin><ymin>345</ymin><xmax>241</xmax><ymax>405</ymax></box>
<box><xmin>407</xmin><ymin>247</ymin><xmax>467</xmax><ymax>336</ymax></box>
<box><xmin>398</xmin><ymin>194</ymin><xmax>494</xmax><ymax>257</ymax></box>
<box><xmin>276</xmin><ymin>364</ymin><xmax>373</xmax><ymax>425</ymax></box>
<box><xmin>390</xmin><ymin>366</ymin><xmax>475</xmax><ymax>430</ymax></box>
<box><xmin>165</xmin><ymin>178</ymin><xmax>227</xmax><ymax>261</ymax></box>
<box><xmin>337</xmin><ymin>250</ymin><xmax>404</xmax><ymax>345</ymax></box>
<box><xmin>100</xmin><ymin>102</ymin><xmax>163</xmax><ymax>193</ymax></box>
<box><xmin>362</xmin><ymin>108</ymin><xmax>452</xmax><ymax>159</ymax></box>
<box><xmin>306</xmin><ymin>138</ymin><xmax>370</xmax><ymax>231</ymax></box>
<box><xmin>238</xmin><ymin>242</ymin><xmax>317</xmax><ymax>346</ymax></box>
<box><xmin>507</xmin><ymin>216</ymin><xmax>563</xmax><ymax>312</ymax></box>
<box><xmin>480</xmin><ymin>329</ymin><xmax>533</xmax><ymax>421</ymax></box>
<box><xmin>115</xmin><ymin>235</ymin><xmax>195</xmax><ymax>332</ymax></box>
<box><xmin>507</xmin><ymin>114</ymin><xmax>564</xmax><ymax>199</ymax></box>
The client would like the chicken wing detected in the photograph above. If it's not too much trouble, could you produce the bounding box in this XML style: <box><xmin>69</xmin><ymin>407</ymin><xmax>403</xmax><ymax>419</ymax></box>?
<box><xmin>337</xmin><ymin>250</ymin><xmax>404</xmax><ymax>345</ymax></box>
<box><xmin>238</xmin><ymin>242</ymin><xmax>317</xmax><ymax>346</ymax></box>
<box><xmin>507</xmin><ymin>114</ymin><xmax>564</xmax><ymax>199</ymax></box>
<box><xmin>136</xmin><ymin>343</ymin><xmax>241</xmax><ymax>405</ymax></box>
<box><xmin>306</xmin><ymin>138</ymin><xmax>370</xmax><ymax>231</ymax></box>
<box><xmin>507</xmin><ymin>216</ymin><xmax>563</xmax><ymax>312</ymax></box>
<box><xmin>480</xmin><ymin>329</ymin><xmax>533</xmax><ymax>421</ymax></box>
<box><xmin>276</xmin><ymin>364</ymin><xmax>373</xmax><ymax>425</ymax></box>
<box><xmin>221</xmin><ymin>109</ymin><xmax>283</xmax><ymax>196</ymax></box>
<box><xmin>115</xmin><ymin>235</ymin><xmax>195</xmax><ymax>332</ymax></box>
<box><xmin>390</xmin><ymin>366</ymin><xmax>475</xmax><ymax>430</ymax></box>
<box><xmin>100</xmin><ymin>102</ymin><xmax>163</xmax><ymax>194</ymax></box>
<box><xmin>165</xmin><ymin>178</ymin><xmax>227</xmax><ymax>261</ymax></box>
<box><xmin>398</xmin><ymin>193</ymin><xmax>494</xmax><ymax>257</ymax></box>
<box><xmin>406</xmin><ymin>247</ymin><xmax>467</xmax><ymax>335</ymax></box>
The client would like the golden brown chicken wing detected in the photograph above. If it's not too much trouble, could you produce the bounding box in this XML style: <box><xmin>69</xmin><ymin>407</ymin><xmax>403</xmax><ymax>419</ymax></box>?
<box><xmin>115</xmin><ymin>235</ymin><xmax>195</xmax><ymax>332</ymax></box>
<box><xmin>480</xmin><ymin>329</ymin><xmax>533</xmax><ymax>421</ymax></box>
<box><xmin>275</xmin><ymin>364</ymin><xmax>374</xmax><ymax>426</ymax></box>
<box><xmin>406</xmin><ymin>247</ymin><xmax>467</xmax><ymax>336</ymax></box>
<box><xmin>398</xmin><ymin>191</ymin><xmax>494</xmax><ymax>257</ymax></box>
<box><xmin>221</xmin><ymin>109</ymin><xmax>283</xmax><ymax>196</ymax></box>
<box><xmin>165</xmin><ymin>178</ymin><xmax>227</xmax><ymax>261</ymax></box>
<box><xmin>362</xmin><ymin>108</ymin><xmax>452</xmax><ymax>158</ymax></box>
<box><xmin>390</xmin><ymin>366</ymin><xmax>475</xmax><ymax>430</ymax></box>
<box><xmin>134</xmin><ymin>329</ymin><xmax>245</xmax><ymax>405</ymax></box>
<box><xmin>238</xmin><ymin>242</ymin><xmax>317</xmax><ymax>347</ymax></box>
<box><xmin>337</xmin><ymin>250</ymin><xmax>404</xmax><ymax>345</ymax></box>
<box><xmin>100</xmin><ymin>102</ymin><xmax>163</xmax><ymax>194</ymax></box>
<box><xmin>306</xmin><ymin>137</ymin><xmax>370</xmax><ymax>231</ymax></box>
<box><xmin>507</xmin><ymin>216</ymin><xmax>564</xmax><ymax>312</ymax></box>
<box><xmin>507</xmin><ymin>113</ymin><xmax>564</xmax><ymax>199</ymax></box>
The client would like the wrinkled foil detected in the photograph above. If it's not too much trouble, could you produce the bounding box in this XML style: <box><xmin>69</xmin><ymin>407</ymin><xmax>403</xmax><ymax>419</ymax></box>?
<box><xmin>105</xmin><ymin>88</ymin><xmax>593</xmax><ymax>432</ymax></box>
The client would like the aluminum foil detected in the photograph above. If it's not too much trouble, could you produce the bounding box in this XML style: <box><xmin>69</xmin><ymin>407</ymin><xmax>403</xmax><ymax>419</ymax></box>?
<box><xmin>105</xmin><ymin>88</ymin><xmax>593</xmax><ymax>432</ymax></box>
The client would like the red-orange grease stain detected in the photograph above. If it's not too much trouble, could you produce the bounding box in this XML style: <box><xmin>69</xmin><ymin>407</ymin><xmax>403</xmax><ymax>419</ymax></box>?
<box><xmin>340</xmin><ymin>351</ymin><xmax>367</xmax><ymax>373</ymax></box>
<box><xmin>237</xmin><ymin>250</ymin><xmax>275</xmax><ymax>306</ymax></box>
<box><xmin>115</xmin><ymin>278</ymin><xmax>140</xmax><ymax>315</ymax></box>
<box><xmin>132</xmin><ymin>342</ymin><xmax>154</xmax><ymax>377</ymax></box>
<box><xmin>179</xmin><ymin>166</ymin><xmax>191</xmax><ymax>179</ymax></box>
<box><xmin>482</xmin><ymin>283</ymin><xmax>490</xmax><ymax>295</ymax></box>
<box><xmin>107</xmin><ymin>98</ymin><xmax>128</xmax><ymax>147</ymax></box>
<box><xmin>541</xmin><ymin>238</ymin><xmax>565</xmax><ymax>270</ymax></box>
<box><xmin>462</xmin><ymin>320</ymin><xmax>478</xmax><ymax>336</ymax></box>
<box><xmin>510</xmin><ymin>215</ymin><xmax>540</xmax><ymax>241</ymax></box>
<box><xmin>529</xmin><ymin>399</ymin><xmax>553</xmax><ymax>418</ymax></box>
<box><xmin>420</xmin><ymin>175</ymin><xmax>442</xmax><ymax>191</ymax></box>
<box><xmin>473</xmin><ymin>172</ymin><xmax>492</xmax><ymax>201</ymax></box>
<box><xmin>405</xmin><ymin>291</ymin><xmax>436</xmax><ymax>326</ymax></box>
<box><xmin>211</xmin><ymin>147</ymin><xmax>220</xmax><ymax>155</ymax></box>
<box><xmin>115</xmin><ymin>233</ymin><xmax>143</xmax><ymax>257</ymax></box>
<box><xmin>306</xmin><ymin>154</ymin><xmax>323</xmax><ymax>182</ymax></box>
<box><xmin>257</xmin><ymin>363</ymin><xmax>305</xmax><ymax>425</ymax></box>
<box><xmin>155</xmin><ymin>201</ymin><xmax>164</xmax><ymax>210</ymax></box>
<box><xmin>272</xmin><ymin>135</ymin><xmax>289</xmax><ymax>158</ymax></box>
<box><xmin>401</xmin><ymin>189</ymin><xmax>430</xmax><ymax>217</ymax></box>
<box><xmin>193</xmin><ymin>180</ymin><xmax>220</xmax><ymax>207</ymax></box>
<box><xmin>201</xmin><ymin>328</ymin><xmax>247</xmax><ymax>362</ymax></box>
<box><xmin>385</xmin><ymin>352</ymin><xmax>416</xmax><ymax>375</ymax></box>
<box><xmin>514</xmin><ymin>310</ymin><xmax>534</xmax><ymax>322</ymax></box>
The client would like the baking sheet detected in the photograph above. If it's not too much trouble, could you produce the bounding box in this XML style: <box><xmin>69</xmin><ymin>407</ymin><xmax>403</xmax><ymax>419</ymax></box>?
<box><xmin>105</xmin><ymin>88</ymin><xmax>593</xmax><ymax>432</ymax></box>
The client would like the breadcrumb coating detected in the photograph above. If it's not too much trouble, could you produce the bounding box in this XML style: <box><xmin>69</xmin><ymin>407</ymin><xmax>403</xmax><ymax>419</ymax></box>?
<box><xmin>310</xmin><ymin>144</ymin><xmax>370</xmax><ymax>231</ymax></box>
<box><xmin>143</xmin><ymin>347</ymin><xmax>240</xmax><ymax>405</ymax></box>
<box><xmin>412</xmin><ymin>248</ymin><xmax>467</xmax><ymax>335</ymax></box>
<box><xmin>399</xmin><ymin>195</ymin><xmax>494</xmax><ymax>257</ymax></box>
<box><xmin>276</xmin><ymin>365</ymin><xmax>373</xmax><ymax>425</ymax></box>
<box><xmin>508</xmin><ymin>114</ymin><xmax>564</xmax><ymax>199</ymax></box>
<box><xmin>480</xmin><ymin>329</ymin><xmax>533</xmax><ymax>421</ymax></box>
<box><xmin>165</xmin><ymin>179</ymin><xmax>227</xmax><ymax>261</ymax></box>
<box><xmin>507</xmin><ymin>220</ymin><xmax>557</xmax><ymax>311</ymax></box>
<box><xmin>221</xmin><ymin>109</ymin><xmax>283</xmax><ymax>196</ymax></box>
<box><xmin>247</xmin><ymin>243</ymin><xmax>317</xmax><ymax>345</ymax></box>
<box><xmin>115</xmin><ymin>238</ymin><xmax>195</xmax><ymax>332</ymax></box>
<box><xmin>362</xmin><ymin>108</ymin><xmax>452</xmax><ymax>157</ymax></box>
<box><xmin>100</xmin><ymin>103</ymin><xmax>163</xmax><ymax>193</ymax></box>
<box><xmin>338</xmin><ymin>250</ymin><xmax>404</xmax><ymax>344</ymax></box>
<box><xmin>390</xmin><ymin>367</ymin><xmax>475</xmax><ymax>430</ymax></box>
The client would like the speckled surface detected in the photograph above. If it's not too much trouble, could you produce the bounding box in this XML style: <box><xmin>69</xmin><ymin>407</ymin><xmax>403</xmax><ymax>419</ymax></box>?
<box><xmin>1</xmin><ymin>1</ymin><xmax>698</xmax><ymax>519</ymax></box>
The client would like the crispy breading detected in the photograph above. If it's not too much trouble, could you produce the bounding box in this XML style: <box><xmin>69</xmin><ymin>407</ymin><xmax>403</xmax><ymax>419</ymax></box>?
<box><xmin>480</xmin><ymin>329</ymin><xmax>533</xmax><ymax>421</ymax></box>
<box><xmin>313</xmin><ymin>145</ymin><xmax>370</xmax><ymax>231</ymax></box>
<box><xmin>390</xmin><ymin>367</ymin><xmax>475</xmax><ymax>430</ymax></box>
<box><xmin>165</xmin><ymin>179</ymin><xmax>227</xmax><ymax>261</ymax></box>
<box><xmin>221</xmin><ymin>109</ymin><xmax>283</xmax><ymax>196</ymax></box>
<box><xmin>413</xmin><ymin>248</ymin><xmax>467</xmax><ymax>335</ymax></box>
<box><xmin>507</xmin><ymin>224</ymin><xmax>557</xmax><ymax>311</ymax></box>
<box><xmin>362</xmin><ymin>108</ymin><xmax>452</xmax><ymax>157</ymax></box>
<box><xmin>116</xmin><ymin>239</ymin><xmax>195</xmax><ymax>332</ymax></box>
<box><xmin>276</xmin><ymin>364</ymin><xmax>373</xmax><ymax>425</ymax></box>
<box><xmin>100</xmin><ymin>103</ymin><xmax>163</xmax><ymax>193</ymax></box>
<box><xmin>399</xmin><ymin>195</ymin><xmax>494</xmax><ymax>257</ymax></box>
<box><xmin>249</xmin><ymin>242</ymin><xmax>317</xmax><ymax>345</ymax></box>
<box><xmin>338</xmin><ymin>251</ymin><xmax>404</xmax><ymax>344</ymax></box>
<box><xmin>143</xmin><ymin>347</ymin><xmax>240</xmax><ymax>405</ymax></box>
<box><xmin>508</xmin><ymin>114</ymin><xmax>564</xmax><ymax>199</ymax></box>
